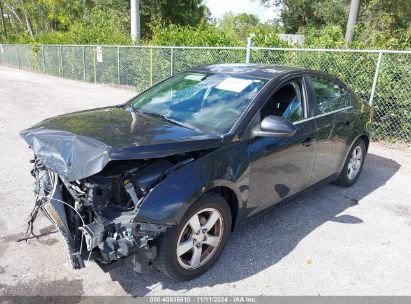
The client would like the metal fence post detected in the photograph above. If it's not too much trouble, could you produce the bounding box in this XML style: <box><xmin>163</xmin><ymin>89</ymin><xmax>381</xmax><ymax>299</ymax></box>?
<box><xmin>27</xmin><ymin>45</ymin><xmax>32</xmax><ymax>71</ymax></box>
<box><xmin>150</xmin><ymin>47</ymin><xmax>153</xmax><ymax>86</ymax></box>
<box><xmin>117</xmin><ymin>46</ymin><xmax>121</xmax><ymax>85</ymax></box>
<box><xmin>93</xmin><ymin>47</ymin><xmax>96</xmax><ymax>84</ymax></box>
<box><xmin>245</xmin><ymin>36</ymin><xmax>252</xmax><ymax>64</ymax></box>
<box><xmin>82</xmin><ymin>45</ymin><xmax>86</xmax><ymax>81</ymax></box>
<box><xmin>369</xmin><ymin>51</ymin><xmax>383</xmax><ymax>105</ymax></box>
<box><xmin>16</xmin><ymin>45</ymin><xmax>20</xmax><ymax>68</ymax></box>
<box><xmin>7</xmin><ymin>45</ymin><xmax>10</xmax><ymax>67</ymax></box>
<box><xmin>57</xmin><ymin>45</ymin><xmax>61</xmax><ymax>76</ymax></box>
<box><xmin>60</xmin><ymin>45</ymin><xmax>64</xmax><ymax>78</ymax></box>
<box><xmin>170</xmin><ymin>47</ymin><xmax>174</xmax><ymax>76</ymax></box>
<box><xmin>42</xmin><ymin>45</ymin><xmax>46</xmax><ymax>74</ymax></box>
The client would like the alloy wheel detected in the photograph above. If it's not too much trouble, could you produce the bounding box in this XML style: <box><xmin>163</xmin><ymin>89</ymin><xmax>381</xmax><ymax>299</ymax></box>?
<box><xmin>176</xmin><ymin>208</ymin><xmax>224</xmax><ymax>270</ymax></box>
<box><xmin>347</xmin><ymin>145</ymin><xmax>363</xmax><ymax>180</ymax></box>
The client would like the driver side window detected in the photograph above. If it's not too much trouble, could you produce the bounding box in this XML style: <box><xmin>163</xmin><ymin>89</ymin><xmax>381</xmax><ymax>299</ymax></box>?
<box><xmin>261</xmin><ymin>80</ymin><xmax>305</xmax><ymax>123</ymax></box>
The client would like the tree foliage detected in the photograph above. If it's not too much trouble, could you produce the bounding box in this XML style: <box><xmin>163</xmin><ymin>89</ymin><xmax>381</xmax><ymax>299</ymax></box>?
<box><xmin>219</xmin><ymin>12</ymin><xmax>268</xmax><ymax>42</ymax></box>
<box><xmin>0</xmin><ymin>0</ymin><xmax>209</xmax><ymax>44</ymax></box>
<box><xmin>140</xmin><ymin>0</ymin><xmax>209</xmax><ymax>31</ymax></box>
<box><xmin>148</xmin><ymin>22</ymin><xmax>238</xmax><ymax>46</ymax></box>
<box><xmin>258</xmin><ymin>0</ymin><xmax>411</xmax><ymax>49</ymax></box>
<box><xmin>0</xmin><ymin>0</ymin><xmax>410</xmax><ymax>49</ymax></box>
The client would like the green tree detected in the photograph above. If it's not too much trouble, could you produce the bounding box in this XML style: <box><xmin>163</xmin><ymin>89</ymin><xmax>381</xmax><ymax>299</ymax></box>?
<box><xmin>0</xmin><ymin>0</ymin><xmax>210</xmax><ymax>43</ymax></box>
<box><xmin>140</xmin><ymin>0</ymin><xmax>210</xmax><ymax>37</ymax></box>
<box><xmin>257</xmin><ymin>0</ymin><xmax>411</xmax><ymax>49</ymax></box>
<box><xmin>218</xmin><ymin>11</ymin><xmax>282</xmax><ymax>43</ymax></box>
<box><xmin>149</xmin><ymin>23</ymin><xmax>240</xmax><ymax>46</ymax></box>
<box><xmin>353</xmin><ymin>0</ymin><xmax>411</xmax><ymax>49</ymax></box>
<box><xmin>257</xmin><ymin>0</ymin><xmax>349</xmax><ymax>33</ymax></box>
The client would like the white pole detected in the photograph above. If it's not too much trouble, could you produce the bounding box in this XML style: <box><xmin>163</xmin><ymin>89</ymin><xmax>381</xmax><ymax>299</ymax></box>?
<box><xmin>130</xmin><ymin>0</ymin><xmax>141</xmax><ymax>42</ymax></box>
<box><xmin>117</xmin><ymin>46</ymin><xmax>121</xmax><ymax>84</ymax></box>
<box><xmin>345</xmin><ymin>0</ymin><xmax>360</xmax><ymax>43</ymax></box>
<box><xmin>82</xmin><ymin>45</ymin><xmax>86</xmax><ymax>81</ymax></box>
<box><xmin>170</xmin><ymin>47</ymin><xmax>174</xmax><ymax>76</ymax></box>
<box><xmin>369</xmin><ymin>51</ymin><xmax>383</xmax><ymax>105</ymax></box>
<box><xmin>246</xmin><ymin>36</ymin><xmax>252</xmax><ymax>64</ymax></box>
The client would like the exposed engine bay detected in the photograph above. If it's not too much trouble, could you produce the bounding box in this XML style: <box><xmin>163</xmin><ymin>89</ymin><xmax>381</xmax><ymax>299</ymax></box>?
<box><xmin>27</xmin><ymin>154</ymin><xmax>194</xmax><ymax>271</ymax></box>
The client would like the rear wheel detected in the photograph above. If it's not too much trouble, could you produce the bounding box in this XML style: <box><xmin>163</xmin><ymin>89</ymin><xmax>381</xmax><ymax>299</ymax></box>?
<box><xmin>335</xmin><ymin>138</ymin><xmax>366</xmax><ymax>187</ymax></box>
<box><xmin>155</xmin><ymin>193</ymin><xmax>232</xmax><ymax>281</ymax></box>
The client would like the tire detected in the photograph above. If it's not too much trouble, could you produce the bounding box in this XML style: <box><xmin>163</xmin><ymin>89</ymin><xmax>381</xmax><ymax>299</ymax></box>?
<box><xmin>154</xmin><ymin>193</ymin><xmax>232</xmax><ymax>281</ymax></box>
<box><xmin>335</xmin><ymin>138</ymin><xmax>367</xmax><ymax>187</ymax></box>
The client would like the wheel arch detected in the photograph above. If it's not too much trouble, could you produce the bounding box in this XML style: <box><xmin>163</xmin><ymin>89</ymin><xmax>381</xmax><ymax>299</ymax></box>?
<box><xmin>206</xmin><ymin>185</ymin><xmax>239</xmax><ymax>231</ymax></box>
<box><xmin>339</xmin><ymin>133</ymin><xmax>369</xmax><ymax>173</ymax></box>
<box><xmin>135</xmin><ymin>174</ymin><xmax>245</xmax><ymax>228</ymax></box>
<box><xmin>359</xmin><ymin>134</ymin><xmax>370</xmax><ymax>151</ymax></box>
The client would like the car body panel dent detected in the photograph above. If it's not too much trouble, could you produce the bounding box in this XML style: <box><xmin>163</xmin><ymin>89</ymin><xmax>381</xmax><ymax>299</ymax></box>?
<box><xmin>26</xmin><ymin>106</ymin><xmax>214</xmax><ymax>148</ymax></box>
<box><xmin>20</xmin><ymin>106</ymin><xmax>222</xmax><ymax>181</ymax></box>
<box><xmin>135</xmin><ymin>141</ymin><xmax>250</xmax><ymax>225</ymax></box>
<box><xmin>20</xmin><ymin>128</ymin><xmax>112</xmax><ymax>182</ymax></box>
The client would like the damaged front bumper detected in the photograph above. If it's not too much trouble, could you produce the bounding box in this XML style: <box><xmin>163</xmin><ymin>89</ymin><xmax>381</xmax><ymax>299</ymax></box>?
<box><xmin>77</xmin><ymin>219</ymin><xmax>169</xmax><ymax>272</ymax></box>
<box><xmin>94</xmin><ymin>236</ymin><xmax>158</xmax><ymax>273</ymax></box>
<box><xmin>29</xmin><ymin>158</ymin><xmax>172</xmax><ymax>273</ymax></box>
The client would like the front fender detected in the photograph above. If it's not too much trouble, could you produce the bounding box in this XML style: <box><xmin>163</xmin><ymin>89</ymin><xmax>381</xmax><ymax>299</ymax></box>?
<box><xmin>134</xmin><ymin>142</ymin><xmax>250</xmax><ymax>225</ymax></box>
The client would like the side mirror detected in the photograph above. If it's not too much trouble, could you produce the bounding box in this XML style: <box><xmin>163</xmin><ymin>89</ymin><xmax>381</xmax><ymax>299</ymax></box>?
<box><xmin>253</xmin><ymin>115</ymin><xmax>297</xmax><ymax>137</ymax></box>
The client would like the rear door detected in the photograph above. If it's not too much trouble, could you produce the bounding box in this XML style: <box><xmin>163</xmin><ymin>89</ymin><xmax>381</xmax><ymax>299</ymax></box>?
<box><xmin>307</xmin><ymin>75</ymin><xmax>353</xmax><ymax>185</ymax></box>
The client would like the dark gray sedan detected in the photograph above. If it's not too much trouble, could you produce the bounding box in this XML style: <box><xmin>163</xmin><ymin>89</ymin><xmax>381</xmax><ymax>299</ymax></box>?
<box><xmin>21</xmin><ymin>64</ymin><xmax>372</xmax><ymax>281</ymax></box>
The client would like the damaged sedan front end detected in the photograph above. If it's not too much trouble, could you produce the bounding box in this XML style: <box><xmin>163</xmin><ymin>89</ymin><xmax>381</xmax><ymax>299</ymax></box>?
<box><xmin>28</xmin><ymin>153</ymin><xmax>197</xmax><ymax>272</ymax></box>
<box><xmin>20</xmin><ymin>101</ymin><xmax>223</xmax><ymax>273</ymax></box>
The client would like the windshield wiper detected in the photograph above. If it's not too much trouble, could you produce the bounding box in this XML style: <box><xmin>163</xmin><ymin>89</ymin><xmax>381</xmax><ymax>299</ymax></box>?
<box><xmin>132</xmin><ymin>107</ymin><xmax>200</xmax><ymax>132</ymax></box>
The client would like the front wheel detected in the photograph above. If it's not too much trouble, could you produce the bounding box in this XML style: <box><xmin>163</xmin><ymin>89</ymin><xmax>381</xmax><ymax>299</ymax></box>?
<box><xmin>154</xmin><ymin>193</ymin><xmax>232</xmax><ymax>281</ymax></box>
<box><xmin>335</xmin><ymin>138</ymin><xmax>366</xmax><ymax>187</ymax></box>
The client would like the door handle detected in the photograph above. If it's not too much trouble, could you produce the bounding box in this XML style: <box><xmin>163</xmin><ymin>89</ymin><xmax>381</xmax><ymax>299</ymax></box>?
<box><xmin>302</xmin><ymin>137</ymin><xmax>315</xmax><ymax>147</ymax></box>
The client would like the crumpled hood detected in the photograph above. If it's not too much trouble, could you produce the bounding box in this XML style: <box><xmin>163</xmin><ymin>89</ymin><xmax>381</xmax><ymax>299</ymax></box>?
<box><xmin>20</xmin><ymin>106</ymin><xmax>222</xmax><ymax>181</ymax></box>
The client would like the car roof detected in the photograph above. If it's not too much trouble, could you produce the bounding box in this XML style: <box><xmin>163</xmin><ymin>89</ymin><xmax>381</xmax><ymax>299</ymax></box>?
<box><xmin>189</xmin><ymin>63</ymin><xmax>315</xmax><ymax>80</ymax></box>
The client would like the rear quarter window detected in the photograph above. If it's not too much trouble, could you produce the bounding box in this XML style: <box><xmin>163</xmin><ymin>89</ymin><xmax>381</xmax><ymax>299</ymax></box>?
<box><xmin>311</xmin><ymin>76</ymin><xmax>351</xmax><ymax>114</ymax></box>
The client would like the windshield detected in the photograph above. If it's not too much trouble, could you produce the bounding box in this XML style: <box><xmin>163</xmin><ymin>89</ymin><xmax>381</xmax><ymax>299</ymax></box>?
<box><xmin>128</xmin><ymin>72</ymin><xmax>267</xmax><ymax>133</ymax></box>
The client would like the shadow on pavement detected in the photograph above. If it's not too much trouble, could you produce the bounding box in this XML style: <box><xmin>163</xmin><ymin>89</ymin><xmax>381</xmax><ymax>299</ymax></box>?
<box><xmin>108</xmin><ymin>152</ymin><xmax>400</xmax><ymax>296</ymax></box>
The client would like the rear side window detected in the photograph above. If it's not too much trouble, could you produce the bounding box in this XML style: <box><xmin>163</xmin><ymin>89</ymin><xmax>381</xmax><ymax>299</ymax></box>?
<box><xmin>311</xmin><ymin>77</ymin><xmax>350</xmax><ymax>114</ymax></box>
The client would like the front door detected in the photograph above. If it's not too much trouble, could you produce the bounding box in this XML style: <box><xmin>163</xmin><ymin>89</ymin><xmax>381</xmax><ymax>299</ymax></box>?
<box><xmin>246</xmin><ymin>77</ymin><xmax>316</xmax><ymax>217</ymax></box>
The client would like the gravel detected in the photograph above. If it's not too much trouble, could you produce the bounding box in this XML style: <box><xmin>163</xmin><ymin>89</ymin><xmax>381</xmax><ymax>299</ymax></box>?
<box><xmin>0</xmin><ymin>66</ymin><xmax>410</xmax><ymax>296</ymax></box>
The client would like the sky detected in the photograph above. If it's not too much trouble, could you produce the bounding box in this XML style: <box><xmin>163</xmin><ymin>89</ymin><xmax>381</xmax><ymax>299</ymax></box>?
<box><xmin>205</xmin><ymin>0</ymin><xmax>280</xmax><ymax>22</ymax></box>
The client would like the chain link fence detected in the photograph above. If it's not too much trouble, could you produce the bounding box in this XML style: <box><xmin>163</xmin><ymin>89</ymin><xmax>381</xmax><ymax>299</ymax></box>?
<box><xmin>0</xmin><ymin>44</ymin><xmax>410</xmax><ymax>142</ymax></box>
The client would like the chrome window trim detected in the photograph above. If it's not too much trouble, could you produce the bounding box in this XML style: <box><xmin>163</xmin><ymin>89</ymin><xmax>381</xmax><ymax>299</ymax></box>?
<box><xmin>293</xmin><ymin>106</ymin><xmax>353</xmax><ymax>125</ymax></box>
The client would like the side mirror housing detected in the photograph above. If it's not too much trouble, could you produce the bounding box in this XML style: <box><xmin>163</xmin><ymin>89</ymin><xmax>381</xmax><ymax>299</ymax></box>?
<box><xmin>253</xmin><ymin>115</ymin><xmax>297</xmax><ymax>137</ymax></box>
